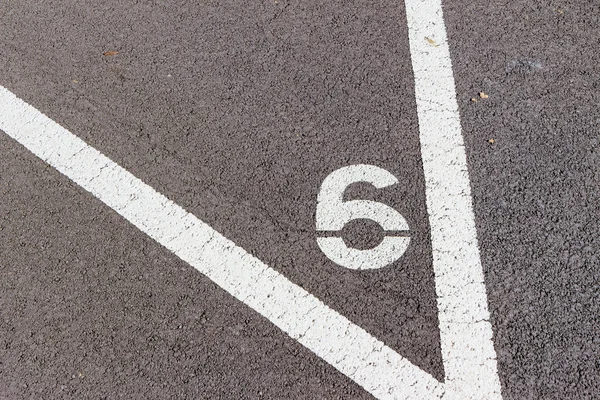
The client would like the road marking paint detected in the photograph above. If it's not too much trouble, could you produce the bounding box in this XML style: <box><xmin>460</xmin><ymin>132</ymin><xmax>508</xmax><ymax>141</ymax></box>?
<box><xmin>0</xmin><ymin>0</ymin><xmax>502</xmax><ymax>397</ymax></box>
<box><xmin>405</xmin><ymin>0</ymin><xmax>502</xmax><ymax>398</ymax></box>
<box><xmin>0</xmin><ymin>86</ymin><xmax>441</xmax><ymax>398</ymax></box>
<box><xmin>316</xmin><ymin>164</ymin><xmax>411</xmax><ymax>270</ymax></box>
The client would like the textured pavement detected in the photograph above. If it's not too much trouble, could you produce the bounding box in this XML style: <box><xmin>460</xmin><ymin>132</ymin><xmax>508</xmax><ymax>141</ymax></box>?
<box><xmin>0</xmin><ymin>1</ymin><xmax>598</xmax><ymax>399</ymax></box>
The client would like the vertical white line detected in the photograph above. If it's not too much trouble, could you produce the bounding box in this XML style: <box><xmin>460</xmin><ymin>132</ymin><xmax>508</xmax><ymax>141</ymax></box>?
<box><xmin>0</xmin><ymin>0</ymin><xmax>504</xmax><ymax>396</ymax></box>
<box><xmin>403</xmin><ymin>0</ymin><xmax>503</xmax><ymax>399</ymax></box>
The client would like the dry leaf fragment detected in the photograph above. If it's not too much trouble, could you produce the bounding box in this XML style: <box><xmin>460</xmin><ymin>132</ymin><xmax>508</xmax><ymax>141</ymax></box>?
<box><xmin>103</xmin><ymin>51</ymin><xmax>118</xmax><ymax>56</ymax></box>
<box><xmin>471</xmin><ymin>97</ymin><xmax>478</xmax><ymax>102</ymax></box>
<box><xmin>479</xmin><ymin>92</ymin><xmax>489</xmax><ymax>99</ymax></box>
<box><xmin>425</xmin><ymin>37</ymin><xmax>439</xmax><ymax>47</ymax></box>
<box><xmin>488</xmin><ymin>138</ymin><xmax>496</xmax><ymax>144</ymax></box>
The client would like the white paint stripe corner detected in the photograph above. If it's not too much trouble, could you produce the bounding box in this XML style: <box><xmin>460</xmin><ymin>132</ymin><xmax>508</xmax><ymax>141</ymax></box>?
<box><xmin>0</xmin><ymin>0</ymin><xmax>503</xmax><ymax>398</ymax></box>
<box><xmin>0</xmin><ymin>85</ymin><xmax>441</xmax><ymax>399</ymax></box>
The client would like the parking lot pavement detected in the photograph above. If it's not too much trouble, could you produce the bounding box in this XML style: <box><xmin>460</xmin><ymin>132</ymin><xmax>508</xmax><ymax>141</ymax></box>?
<box><xmin>0</xmin><ymin>1</ymin><xmax>598</xmax><ymax>399</ymax></box>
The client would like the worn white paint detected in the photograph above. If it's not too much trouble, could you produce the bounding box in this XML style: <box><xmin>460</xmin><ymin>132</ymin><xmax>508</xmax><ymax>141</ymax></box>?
<box><xmin>405</xmin><ymin>0</ymin><xmax>503</xmax><ymax>398</ymax></box>
<box><xmin>316</xmin><ymin>164</ymin><xmax>411</xmax><ymax>270</ymax></box>
<box><xmin>316</xmin><ymin>165</ymin><xmax>408</xmax><ymax>231</ymax></box>
<box><xmin>0</xmin><ymin>0</ymin><xmax>503</xmax><ymax>397</ymax></box>
<box><xmin>317</xmin><ymin>236</ymin><xmax>411</xmax><ymax>270</ymax></box>
<box><xmin>0</xmin><ymin>86</ymin><xmax>441</xmax><ymax>399</ymax></box>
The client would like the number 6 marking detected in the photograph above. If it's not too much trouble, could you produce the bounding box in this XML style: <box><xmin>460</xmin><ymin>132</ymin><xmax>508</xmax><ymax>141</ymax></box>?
<box><xmin>316</xmin><ymin>164</ymin><xmax>410</xmax><ymax>270</ymax></box>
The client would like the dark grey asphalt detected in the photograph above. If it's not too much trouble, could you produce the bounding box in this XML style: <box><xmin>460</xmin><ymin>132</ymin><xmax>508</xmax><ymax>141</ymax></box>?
<box><xmin>0</xmin><ymin>0</ymin><xmax>598</xmax><ymax>399</ymax></box>
<box><xmin>444</xmin><ymin>2</ymin><xmax>600</xmax><ymax>398</ymax></box>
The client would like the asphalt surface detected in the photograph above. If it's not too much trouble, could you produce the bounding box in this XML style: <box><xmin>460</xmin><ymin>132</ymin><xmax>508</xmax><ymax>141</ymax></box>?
<box><xmin>0</xmin><ymin>0</ymin><xmax>598</xmax><ymax>399</ymax></box>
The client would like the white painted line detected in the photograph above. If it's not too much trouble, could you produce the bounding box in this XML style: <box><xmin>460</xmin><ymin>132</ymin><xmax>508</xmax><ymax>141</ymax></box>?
<box><xmin>0</xmin><ymin>0</ymin><xmax>502</xmax><ymax>398</ymax></box>
<box><xmin>0</xmin><ymin>85</ymin><xmax>442</xmax><ymax>398</ymax></box>
<box><xmin>316</xmin><ymin>164</ymin><xmax>411</xmax><ymax>270</ymax></box>
<box><xmin>405</xmin><ymin>0</ymin><xmax>503</xmax><ymax>398</ymax></box>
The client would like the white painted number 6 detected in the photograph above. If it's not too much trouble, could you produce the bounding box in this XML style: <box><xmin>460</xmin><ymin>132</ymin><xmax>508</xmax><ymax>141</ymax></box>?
<box><xmin>316</xmin><ymin>164</ymin><xmax>410</xmax><ymax>270</ymax></box>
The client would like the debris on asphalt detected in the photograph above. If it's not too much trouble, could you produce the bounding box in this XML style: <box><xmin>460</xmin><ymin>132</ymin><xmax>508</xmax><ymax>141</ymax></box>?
<box><xmin>103</xmin><ymin>51</ymin><xmax>118</xmax><ymax>56</ymax></box>
<box><xmin>425</xmin><ymin>36</ymin><xmax>439</xmax><ymax>47</ymax></box>
<box><xmin>479</xmin><ymin>92</ymin><xmax>489</xmax><ymax>99</ymax></box>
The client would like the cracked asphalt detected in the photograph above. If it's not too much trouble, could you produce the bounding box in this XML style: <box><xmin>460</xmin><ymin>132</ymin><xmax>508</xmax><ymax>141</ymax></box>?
<box><xmin>0</xmin><ymin>0</ymin><xmax>598</xmax><ymax>399</ymax></box>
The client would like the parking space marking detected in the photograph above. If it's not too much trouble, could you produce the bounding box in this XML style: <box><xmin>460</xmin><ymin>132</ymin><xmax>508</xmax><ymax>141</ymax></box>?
<box><xmin>0</xmin><ymin>85</ymin><xmax>441</xmax><ymax>399</ymax></box>
<box><xmin>316</xmin><ymin>164</ymin><xmax>411</xmax><ymax>270</ymax></box>
<box><xmin>405</xmin><ymin>0</ymin><xmax>502</xmax><ymax>398</ymax></box>
<box><xmin>0</xmin><ymin>0</ymin><xmax>502</xmax><ymax>398</ymax></box>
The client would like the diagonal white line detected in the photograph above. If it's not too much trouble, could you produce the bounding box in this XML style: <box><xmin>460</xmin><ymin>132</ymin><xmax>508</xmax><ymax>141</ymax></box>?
<box><xmin>0</xmin><ymin>84</ymin><xmax>443</xmax><ymax>399</ymax></box>
<box><xmin>0</xmin><ymin>0</ymin><xmax>504</xmax><ymax>398</ymax></box>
